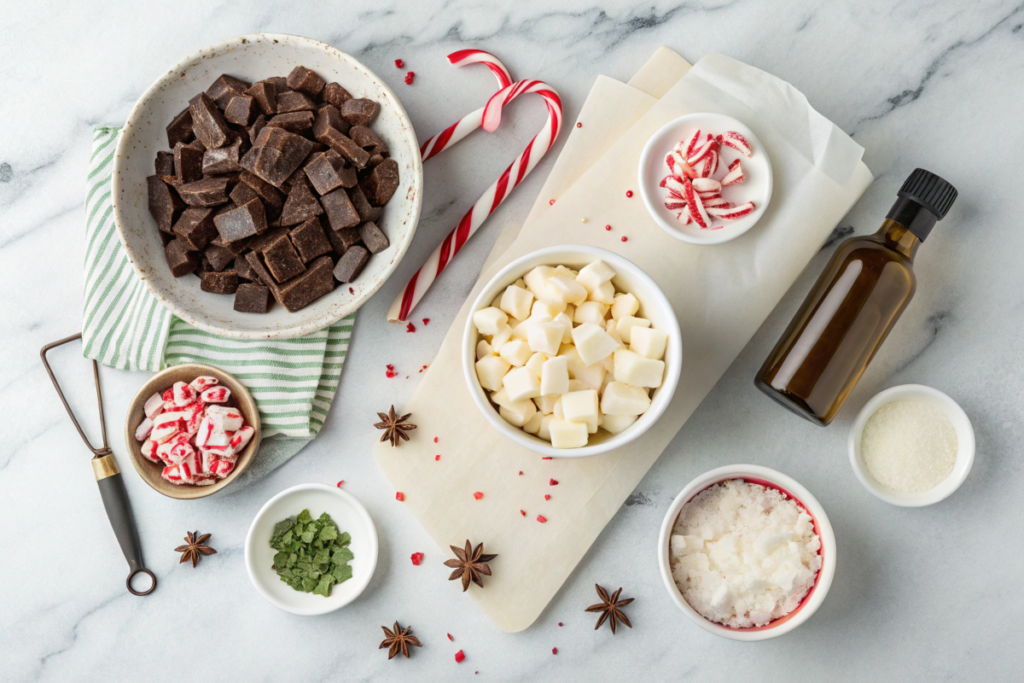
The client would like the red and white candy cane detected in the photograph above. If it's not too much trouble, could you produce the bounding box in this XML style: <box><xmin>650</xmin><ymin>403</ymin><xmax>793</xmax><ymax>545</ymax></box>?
<box><xmin>388</xmin><ymin>62</ymin><xmax>563</xmax><ymax>322</ymax></box>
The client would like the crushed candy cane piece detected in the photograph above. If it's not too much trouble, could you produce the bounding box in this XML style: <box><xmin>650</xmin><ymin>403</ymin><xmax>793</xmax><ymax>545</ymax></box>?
<box><xmin>411</xmin><ymin>552</ymin><xmax>424</xmax><ymax>565</ymax></box>
<box><xmin>549</xmin><ymin>478</ymin><xmax>558</xmax><ymax>486</ymax></box>
<box><xmin>722</xmin><ymin>159</ymin><xmax>745</xmax><ymax>185</ymax></box>
<box><xmin>537</xmin><ymin>515</ymin><xmax>547</xmax><ymax>523</ymax></box>
<box><xmin>172</xmin><ymin>381</ymin><xmax>195</xmax><ymax>407</ymax></box>
<box><xmin>134</xmin><ymin>417</ymin><xmax>153</xmax><ymax>442</ymax></box>
<box><xmin>140</xmin><ymin>438</ymin><xmax>160</xmax><ymax>463</ymax></box>
<box><xmin>396</xmin><ymin>492</ymin><xmax>405</xmax><ymax>501</ymax></box>
<box><xmin>455</xmin><ymin>650</ymin><xmax>465</xmax><ymax>663</ymax></box>
<box><xmin>144</xmin><ymin>392</ymin><xmax>164</xmax><ymax>419</ymax></box>
<box><xmin>520</xmin><ymin>509</ymin><xmax>527</xmax><ymax>516</ymax></box>
<box><xmin>189</xmin><ymin>376</ymin><xmax>219</xmax><ymax>394</ymax></box>
<box><xmin>447</xmin><ymin>633</ymin><xmax>454</xmax><ymax>641</ymax></box>
<box><xmin>200</xmin><ymin>386</ymin><xmax>230</xmax><ymax>403</ymax></box>
<box><xmin>473</xmin><ymin>491</ymin><xmax>484</xmax><ymax>500</ymax></box>
<box><xmin>707</xmin><ymin>201</ymin><xmax>755</xmax><ymax>219</ymax></box>
<box><xmin>719</xmin><ymin>130</ymin><xmax>752</xmax><ymax>157</ymax></box>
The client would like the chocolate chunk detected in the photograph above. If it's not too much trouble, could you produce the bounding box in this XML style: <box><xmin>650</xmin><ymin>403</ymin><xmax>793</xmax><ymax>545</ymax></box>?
<box><xmin>213</xmin><ymin>197</ymin><xmax>267</xmax><ymax>241</ymax></box>
<box><xmin>341</xmin><ymin>98</ymin><xmax>380</xmax><ymax>127</ymax></box>
<box><xmin>234</xmin><ymin>283</ymin><xmax>271</xmax><ymax>313</ymax></box>
<box><xmin>277</xmin><ymin>255</ymin><xmax>335</xmax><ymax>311</ymax></box>
<box><xmin>244</xmin><ymin>80</ymin><xmax>278</xmax><ymax>115</ymax></box>
<box><xmin>233</xmin><ymin>254</ymin><xmax>261</xmax><ymax>283</ymax></box>
<box><xmin>194</xmin><ymin>253</ymin><xmax>213</xmax><ymax>278</ymax></box>
<box><xmin>166</xmin><ymin>107</ymin><xmax>195</xmax><ymax>148</ymax></box>
<box><xmin>313</xmin><ymin>105</ymin><xmax>349</xmax><ymax>140</ymax></box>
<box><xmin>303</xmin><ymin>150</ymin><xmax>357</xmax><ymax>195</ymax></box>
<box><xmin>177</xmin><ymin>177</ymin><xmax>230</xmax><ymax>207</ymax></box>
<box><xmin>333</xmin><ymin>245</ymin><xmax>369</xmax><ymax>283</ymax></box>
<box><xmin>263</xmin><ymin>232</ymin><xmax>307</xmax><ymax>283</ymax></box>
<box><xmin>317</xmin><ymin>127</ymin><xmax>369</xmax><ymax>169</ymax></box>
<box><xmin>320</xmin><ymin>188</ymin><xmax>361</xmax><ymax>231</ymax></box>
<box><xmin>267</xmin><ymin>76</ymin><xmax>289</xmax><ymax>90</ymax></box>
<box><xmin>229</xmin><ymin>180</ymin><xmax>258</xmax><ymax>206</ymax></box>
<box><xmin>148</xmin><ymin>175</ymin><xmax>185</xmax><ymax>233</ymax></box>
<box><xmin>248</xmin><ymin>114</ymin><xmax>267</xmax><ymax>145</ymax></box>
<box><xmin>366</xmin><ymin>153</ymin><xmax>387</xmax><ymax>169</ymax></box>
<box><xmin>241</xmin><ymin>126</ymin><xmax>316</xmax><ymax>187</ymax></box>
<box><xmin>165</xmin><ymin>238</ymin><xmax>198</xmax><ymax>277</ymax></box>
<box><xmin>276</xmin><ymin>90</ymin><xmax>316</xmax><ymax>113</ymax></box>
<box><xmin>201</xmin><ymin>270</ymin><xmax>239</xmax><ymax>294</ymax></box>
<box><xmin>286</xmin><ymin>66</ymin><xmax>326</xmax><ymax>97</ymax></box>
<box><xmin>173</xmin><ymin>142</ymin><xmax>205</xmax><ymax>184</ymax></box>
<box><xmin>239</xmin><ymin>170</ymin><xmax>284</xmax><ymax>214</ymax></box>
<box><xmin>290</xmin><ymin>217</ymin><xmax>332</xmax><ymax>262</ymax></box>
<box><xmin>172</xmin><ymin>207</ymin><xmax>217</xmax><ymax>250</ymax></box>
<box><xmin>155</xmin><ymin>151</ymin><xmax>175</xmax><ymax>177</ymax></box>
<box><xmin>211</xmin><ymin>232</ymin><xmax>250</xmax><ymax>255</ymax></box>
<box><xmin>246</xmin><ymin>227</ymin><xmax>290</xmax><ymax>254</ymax></box>
<box><xmin>224</xmin><ymin>95</ymin><xmax>258</xmax><ymax>126</ymax></box>
<box><xmin>206</xmin><ymin>75</ymin><xmax>251</xmax><ymax>109</ymax></box>
<box><xmin>360</xmin><ymin>158</ymin><xmax>400</xmax><ymax>206</ymax></box>
<box><xmin>358</xmin><ymin>221</ymin><xmax>390</xmax><ymax>254</ymax></box>
<box><xmin>267</xmin><ymin>110</ymin><xmax>314</xmax><ymax>134</ymax></box>
<box><xmin>321</xmin><ymin>82</ymin><xmax>352</xmax><ymax>108</ymax></box>
<box><xmin>325</xmin><ymin>225</ymin><xmax>360</xmax><ymax>256</ymax></box>
<box><xmin>279</xmin><ymin>177</ymin><xmax>323</xmax><ymax>226</ymax></box>
<box><xmin>348</xmin><ymin>183</ymin><xmax>383</xmax><ymax>222</ymax></box>
<box><xmin>204</xmin><ymin>242</ymin><xmax>237</xmax><ymax>271</ymax></box>
<box><xmin>349</xmin><ymin>126</ymin><xmax>388</xmax><ymax>156</ymax></box>
<box><xmin>202</xmin><ymin>136</ymin><xmax>244</xmax><ymax>175</ymax></box>
<box><xmin>189</xmin><ymin>92</ymin><xmax>231</xmax><ymax>149</ymax></box>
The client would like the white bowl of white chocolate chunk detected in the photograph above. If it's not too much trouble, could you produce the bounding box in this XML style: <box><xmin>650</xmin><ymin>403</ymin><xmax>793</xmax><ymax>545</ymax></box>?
<box><xmin>462</xmin><ymin>246</ymin><xmax>682</xmax><ymax>457</ymax></box>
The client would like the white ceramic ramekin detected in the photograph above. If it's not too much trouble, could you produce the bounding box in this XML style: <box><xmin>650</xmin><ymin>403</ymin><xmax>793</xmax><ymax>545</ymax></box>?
<box><xmin>849</xmin><ymin>384</ymin><xmax>974</xmax><ymax>507</ymax></box>
<box><xmin>657</xmin><ymin>465</ymin><xmax>837</xmax><ymax>641</ymax></box>
<box><xmin>463</xmin><ymin>245</ymin><xmax>682</xmax><ymax>458</ymax></box>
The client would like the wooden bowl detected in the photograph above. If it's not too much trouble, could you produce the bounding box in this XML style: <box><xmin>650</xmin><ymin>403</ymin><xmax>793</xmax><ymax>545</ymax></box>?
<box><xmin>124</xmin><ymin>364</ymin><xmax>261</xmax><ymax>499</ymax></box>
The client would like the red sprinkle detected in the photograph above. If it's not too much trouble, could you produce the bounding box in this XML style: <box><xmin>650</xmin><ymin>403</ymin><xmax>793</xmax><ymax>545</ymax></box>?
<box><xmin>422</xmin><ymin>318</ymin><xmax>430</xmax><ymax>326</ymax></box>
<box><xmin>434</xmin><ymin>437</ymin><xmax>439</xmax><ymax>443</ymax></box>
<box><xmin>621</xmin><ymin>236</ymin><xmax>628</xmax><ymax>242</ymax></box>
<box><xmin>549</xmin><ymin>199</ymin><xmax>556</xmax><ymax>205</ymax></box>
<box><xmin>626</xmin><ymin>190</ymin><xmax>634</xmax><ymax>197</ymax></box>
<box><xmin>404</xmin><ymin>71</ymin><xmax>415</xmax><ymax>85</ymax></box>
<box><xmin>518</xmin><ymin>471</ymin><xmax>523</xmax><ymax>476</ymax></box>
<box><xmin>395</xmin><ymin>59</ymin><xmax>404</xmax><ymax>68</ymax></box>
<box><xmin>558</xmin><ymin>622</ymin><xmax>563</xmax><ymax>626</ymax></box>
<box><xmin>455</xmin><ymin>650</ymin><xmax>465</xmax><ymax>663</ymax></box>
<box><xmin>520</xmin><ymin>509</ymin><xmax>526</xmax><ymax>517</ymax></box>
<box><xmin>396</xmin><ymin>492</ymin><xmax>405</xmax><ymax>502</ymax></box>
<box><xmin>473</xmin><ymin>491</ymin><xmax>484</xmax><ymax>500</ymax></box>
<box><xmin>605</xmin><ymin>224</ymin><xmax>612</xmax><ymax>231</ymax></box>
<box><xmin>348</xmin><ymin>287</ymin><xmax>354</xmax><ymax>294</ymax></box>
<box><xmin>336</xmin><ymin>480</ymin><xmax>344</xmax><ymax>487</ymax></box>
<box><xmin>410</xmin><ymin>552</ymin><xmax>424</xmax><ymax>565</ymax></box>
<box><xmin>549</xmin><ymin>478</ymin><xmax>558</xmax><ymax>486</ymax></box>
<box><xmin>433</xmin><ymin>454</ymin><xmax>440</xmax><ymax>462</ymax></box>
<box><xmin>385</xmin><ymin>364</ymin><xmax>398</xmax><ymax>378</ymax></box>
<box><xmin>541</xmin><ymin>456</ymin><xmax>553</xmax><ymax>460</ymax></box>
<box><xmin>447</xmin><ymin>633</ymin><xmax>454</xmax><ymax>641</ymax></box>
<box><xmin>552</xmin><ymin>647</ymin><xmax>558</xmax><ymax>655</ymax></box>
<box><xmin>537</xmin><ymin>515</ymin><xmax>547</xmax><ymax>523</ymax></box>
<box><xmin>406</xmin><ymin>322</ymin><xmax>416</xmax><ymax>333</ymax></box>
<box><xmin>544</xmin><ymin>494</ymin><xmax>551</xmax><ymax>501</ymax></box>
<box><xmin>576</xmin><ymin>122</ymin><xmax>582</xmax><ymax>128</ymax></box>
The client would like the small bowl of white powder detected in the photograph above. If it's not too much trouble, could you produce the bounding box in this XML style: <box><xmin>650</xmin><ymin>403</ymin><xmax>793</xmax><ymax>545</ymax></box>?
<box><xmin>657</xmin><ymin>465</ymin><xmax>837</xmax><ymax>641</ymax></box>
<box><xmin>849</xmin><ymin>384</ymin><xmax>974</xmax><ymax>507</ymax></box>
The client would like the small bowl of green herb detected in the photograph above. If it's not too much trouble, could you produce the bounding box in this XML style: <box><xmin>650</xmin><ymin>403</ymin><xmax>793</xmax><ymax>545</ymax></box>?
<box><xmin>244</xmin><ymin>483</ymin><xmax>378</xmax><ymax>615</ymax></box>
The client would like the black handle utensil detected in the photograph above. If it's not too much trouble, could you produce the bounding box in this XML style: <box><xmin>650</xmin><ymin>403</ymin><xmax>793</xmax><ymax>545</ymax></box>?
<box><xmin>41</xmin><ymin>334</ymin><xmax>156</xmax><ymax>596</ymax></box>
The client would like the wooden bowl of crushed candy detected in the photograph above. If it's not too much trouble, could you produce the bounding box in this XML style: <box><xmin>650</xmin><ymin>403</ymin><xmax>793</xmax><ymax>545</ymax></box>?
<box><xmin>124</xmin><ymin>363</ymin><xmax>261</xmax><ymax>499</ymax></box>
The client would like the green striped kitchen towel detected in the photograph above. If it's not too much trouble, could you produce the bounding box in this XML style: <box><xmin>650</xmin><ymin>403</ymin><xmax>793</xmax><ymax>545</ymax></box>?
<box><xmin>82</xmin><ymin>127</ymin><xmax>352</xmax><ymax>485</ymax></box>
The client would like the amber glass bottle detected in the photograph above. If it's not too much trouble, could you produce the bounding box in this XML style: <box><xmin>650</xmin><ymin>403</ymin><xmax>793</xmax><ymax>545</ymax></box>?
<box><xmin>756</xmin><ymin>169</ymin><xmax>957</xmax><ymax>426</ymax></box>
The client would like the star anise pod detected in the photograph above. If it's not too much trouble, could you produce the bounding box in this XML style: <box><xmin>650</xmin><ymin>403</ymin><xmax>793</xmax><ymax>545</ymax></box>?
<box><xmin>444</xmin><ymin>540</ymin><xmax>497</xmax><ymax>591</ymax></box>
<box><xmin>374</xmin><ymin>405</ymin><xmax>417</xmax><ymax>447</ymax></box>
<box><xmin>585</xmin><ymin>584</ymin><xmax>634</xmax><ymax>634</ymax></box>
<box><xmin>379</xmin><ymin>621</ymin><xmax>422</xmax><ymax>659</ymax></box>
<box><xmin>174</xmin><ymin>531</ymin><xmax>216</xmax><ymax>568</ymax></box>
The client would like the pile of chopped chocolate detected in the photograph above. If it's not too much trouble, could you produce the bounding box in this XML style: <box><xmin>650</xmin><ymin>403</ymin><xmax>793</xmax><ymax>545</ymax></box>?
<box><xmin>147</xmin><ymin>66</ymin><xmax>400</xmax><ymax>314</ymax></box>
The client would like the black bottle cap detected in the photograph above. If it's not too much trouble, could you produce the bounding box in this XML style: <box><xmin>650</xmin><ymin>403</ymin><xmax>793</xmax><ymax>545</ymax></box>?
<box><xmin>887</xmin><ymin>169</ymin><xmax>958</xmax><ymax>241</ymax></box>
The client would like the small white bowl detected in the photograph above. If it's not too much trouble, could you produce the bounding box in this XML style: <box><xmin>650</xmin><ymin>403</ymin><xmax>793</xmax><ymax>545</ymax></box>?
<box><xmin>658</xmin><ymin>465</ymin><xmax>836</xmax><ymax>641</ymax></box>
<box><xmin>463</xmin><ymin>245</ymin><xmax>682</xmax><ymax>458</ymax></box>
<box><xmin>245</xmin><ymin>483</ymin><xmax>378</xmax><ymax>615</ymax></box>
<box><xmin>113</xmin><ymin>33</ymin><xmax>423</xmax><ymax>339</ymax></box>
<box><xmin>849</xmin><ymin>384</ymin><xmax>974</xmax><ymax>507</ymax></box>
<box><xmin>638</xmin><ymin>113</ymin><xmax>772</xmax><ymax>245</ymax></box>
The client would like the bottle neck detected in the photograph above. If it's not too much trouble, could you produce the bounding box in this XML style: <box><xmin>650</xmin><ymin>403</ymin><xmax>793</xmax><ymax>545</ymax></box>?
<box><xmin>876</xmin><ymin>219</ymin><xmax>920</xmax><ymax>259</ymax></box>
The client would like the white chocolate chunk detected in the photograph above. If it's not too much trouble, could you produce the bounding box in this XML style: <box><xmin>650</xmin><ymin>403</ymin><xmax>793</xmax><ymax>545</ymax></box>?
<box><xmin>588</xmin><ymin>280</ymin><xmax>616</xmax><ymax>305</ymax></box>
<box><xmin>616</xmin><ymin>316</ymin><xmax>651</xmax><ymax>344</ymax></box>
<box><xmin>523</xmin><ymin>265</ymin><xmax>557</xmax><ymax>299</ymax></box>
<box><xmin>553</xmin><ymin>312</ymin><xmax>574</xmax><ymax>343</ymax></box>
<box><xmin>568</xmin><ymin>379</ymin><xmax>590</xmax><ymax>393</ymax></box>
<box><xmin>611</xmin><ymin>293</ymin><xmax>639</xmax><ymax>320</ymax></box>
<box><xmin>491</xmin><ymin>324</ymin><xmax>513</xmax><ymax>349</ymax></box>
<box><xmin>503</xmin><ymin>366</ymin><xmax>542</xmax><ymax>401</ymax></box>
<box><xmin>613</xmin><ymin>349</ymin><xmax>665</xmax><ymax>388</ymax></box>
<box><xmin>554</xmin><ymin>265</ymin><xmax>578</xmax><ymax>279</ymax></box>
<box><xmin>601</xmin><ymin>381</ymin><xmax>652</xmax><ymax>415</ymax></box>
<box><xmin>534</xmin><ymin>394</ymin><xmax>560</xmax><ymax>415</ymax></box>
<box><xmin>630</xmin><ymin>327</ymin><xmax>668</xmax><ymax>360</ymax></box>
<box><xmin>562</xmin><ymin>389</ymin><xmax>599</xmax><ymax>433</ymax></box>
<box><xmin>549</xmin><ymin>419</ymin><xmax>589</xmax><ymax>448</ymax></box>
<box><xmin>490</xmin><ymin>387</ymin><xmax>514</xmax><ymax>409</ymax></box>
<box><xmin>499</xmin><ymin>340</ymin><xmax>533</xmax><ymax>367</ymax></box>
<box><xmin>605</xmin><ymin>319</ymin><xmax>625</xmax><ymax>346</ymax></box>
<box><xmin>601</xmin><ymin>413</ymin><xmax>638</xmax><ymax>435</ymax></box>
<box><xmin>476</xmin><ymin>355</ymin><xmax>510</xmax><ymax>392</ymax></box>
<box><xmin>572</xmin><ymin>322</ymin><xmax>620</xmax><ymax>366</ymax></box>
<box><xmin>525</xmin><ymin>352</ymin><xmax>548</xmax><ymax>378</ymax></box>
<box><xmin>500</xmin><ymin>284</ymin><xmax>535</xmax><ymax>321</ymax></box>
<box><xmin>473</xmin><ymin>307</ymin><xmax>509</xmax><ymax>336</ymax></box>
<box><xmin>500</xmin><ymin>398</ymin><xmax>537</xmax><ymax>427</ymax></box>
<box><xmin>552</xmin><ymin>396</ymin><xmax>564</xmax><ymax>419</ymax></box>
<box><xmin>575</xmin><ymin>260</ymin><xmax>616</xmax><ymax>293</ymax></box>
<box><xmin>476</xmin><ymin>339</ymin><xmax>494</xmax><ymax>360</ymax></box>
<box><xmin>574</xmin><ymin>301</ymin><xmax>609</xmax><ymax>326</ymax></box>
<box><xmin>511</xmin><ymin>314</ymin><xmax>552</xmax><ymax>341</ymax></box>
<box><xmin>540</xmin><ymin>356</ymin><xmax>569</xmax><ymax>396</ymax></box>
<box><xmin>528</xmin><ymin>321</ymin><xmax>565</xmax><ymax>355</ymax></box>
<box><xmin>523</xmin><ymin>411</ymin><xmax>544</xmax><ymax>435</ymax></box>
<box><xmin>538</xmin><ymin>415</ymin><xmax>555</xmax><ymax>440</ymax></box>
<box><xmin>548</xmin><ymin>275</ymin><xmax>588</xmax><ymax>305</ymax></box>
<box><xmin>532</xmin><ymin>299</ymin><xmax>566</xmax><ymax>319</ymax></box>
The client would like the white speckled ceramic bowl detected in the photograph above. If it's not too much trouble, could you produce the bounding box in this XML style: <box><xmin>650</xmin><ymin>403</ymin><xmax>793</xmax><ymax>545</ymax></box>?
<box><xmin>112</xmin><ymin>34</ymin><xmax>422</xmax><ymax>339</ymax></box>
<box><xmin>658</xmin><ymin>465</ymin><xmax>836</xmax><ymax>641</ymax></box>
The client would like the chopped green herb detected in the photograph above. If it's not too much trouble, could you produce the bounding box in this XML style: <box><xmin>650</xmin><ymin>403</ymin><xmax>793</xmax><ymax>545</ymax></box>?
<box><xmin>269</xmin><ymin>509</ymin><xmax>354</xmax><ymax>597</ymax></box>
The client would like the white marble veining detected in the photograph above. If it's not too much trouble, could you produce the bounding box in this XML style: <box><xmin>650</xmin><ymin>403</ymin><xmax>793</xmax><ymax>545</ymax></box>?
<box><xmin>2</xmin><ymin>0</ymin><xmax>1023</xmax><ymax>680</ymax></box>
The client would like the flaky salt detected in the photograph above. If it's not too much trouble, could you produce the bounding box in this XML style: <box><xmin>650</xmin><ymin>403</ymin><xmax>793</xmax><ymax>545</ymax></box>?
<box><xmin>861</xmin><ymin>399</ymin><xmax>957</xmax><ymax>492</ymax></box>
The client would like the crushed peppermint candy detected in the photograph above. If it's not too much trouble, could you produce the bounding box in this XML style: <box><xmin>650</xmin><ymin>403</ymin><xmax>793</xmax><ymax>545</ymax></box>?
<box><xmin>386</xmin><ymin>364</ymin><xmax>398</xmax><ymax>378</ymax></box>
<box><xmin>455</xmin><ymin>650</ymin><xmax>465</xmax><ymax>663</ymax></box>
<box><xmin>336</xmin><ymin>480</ymin><xmax>344</xmax><ymax>487</ymax></box>
<box><xmin>544</xmin><ymin>494</ymin><xmax>551</xmax><ymax>501</ymax></box>
<box><xmin>537</xmin><ymin>515</ymin><xmax>547</xmax><ymax>523</ymax></box>
<box><xmin>422</xmin><ymin>318</ymin><xmax>430</xmax><ymax>326</ymax></box>
<box><xmin>396</xmin><ymin>492</ymin><xmax>405</xmax><ymax>502</ymax></box>
<box><xmin>404</xmin><ymin>71</ymin><xmax>415</xmax><ymax>85</ymax></box>
<box><xmin>549</xmin><ymin>478</ymin><xmax>558</xmax><ymax>486</ymax></box>
<box><xmin>406</xmin><ymin>322</ymin><xmax>416</xmax><ymax>333</ymax></box>
<box><xmin>473</xmin><ymin>491</ymin><xmax>484</xmax><ymax>500</ymax></box>
<box><xmin>410</xmin><ymin>552</ymin><xmax>424</xmax><ymax>565</ymax></box>
<box><xmin>395</xmin><ymin>58</ymin><xmax>404</xmax><ymax>68</ymax></box>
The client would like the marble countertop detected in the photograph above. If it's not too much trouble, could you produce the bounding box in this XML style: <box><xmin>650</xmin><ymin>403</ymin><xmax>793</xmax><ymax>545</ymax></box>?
<box><xmin>3</xmin><ymin>0</ymin><xmax>1022</xmax><ymax>680</ymax></box>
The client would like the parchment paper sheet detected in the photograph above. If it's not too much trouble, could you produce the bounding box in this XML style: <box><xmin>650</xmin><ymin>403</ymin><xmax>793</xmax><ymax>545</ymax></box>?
<box><xmin>374</xmin><ymin>48</ymin><xmax>873</xmax><ymax>632</ymax></box>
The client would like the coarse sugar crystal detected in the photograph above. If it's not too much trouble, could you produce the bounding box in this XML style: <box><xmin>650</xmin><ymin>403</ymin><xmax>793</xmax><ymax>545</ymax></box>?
<box><xmin>861</xmin><ymin>399</ymin><xmax>957</xmax><ymax>492</ymax></box>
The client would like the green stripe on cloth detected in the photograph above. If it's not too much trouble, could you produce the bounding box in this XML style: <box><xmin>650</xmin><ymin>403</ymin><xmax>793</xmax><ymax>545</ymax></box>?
<box><xmin>80</xmin><ymin>127</ymin><xmax>354</xmax><ymax>484</ymax></box>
